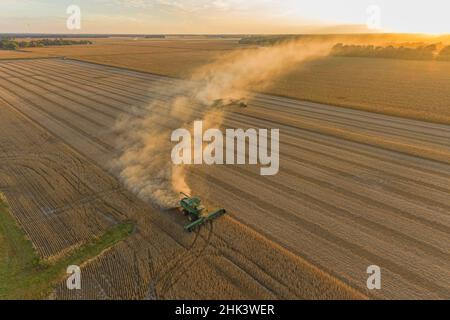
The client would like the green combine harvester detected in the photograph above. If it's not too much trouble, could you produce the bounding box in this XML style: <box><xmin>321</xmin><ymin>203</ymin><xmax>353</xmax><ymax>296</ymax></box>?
<box><xmin>179</xmin><ymin>193</ymin><xmax>226</xmax><ymax>232</ymax></box>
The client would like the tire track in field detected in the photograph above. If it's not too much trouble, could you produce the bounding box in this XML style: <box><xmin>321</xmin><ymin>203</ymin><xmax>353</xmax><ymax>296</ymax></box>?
<box><xmin>0</xmin><ymin>80</ymin><xmax>358</xmax><ymax>300</ymax></box>
<box><xmin>26</xmin><ymin>59</ymin><xmax>450</xmax><ymax>148</ymax></box>
<box><xmin>32</xmin><ymin>58</ymin><xmax>450</xmax><ymax>144</ymax></box>
<box><xmin>4</xmin><ymin>61</ymin><xmax>450</xmax><ymax>224</ymax></box>
<box><xmin>24</xmin><ymin>59</ymin><xmax>450</xmax><ymax>180</ymax></box>
<box><xmin>0</xmin><ymin>65</ymin><xmax>119</xmax><ymax>123</ymax></box>
<box><xmin>4</xmin><ymin>58</ymin><xmax>446</xmax><ymax>293</ymax></box>
<box><xmin>0</xmin><ymin>77</ymin><xmax>364</xmax><ymax>298</ymax></box>
<box><xmin>4</xmin><ymin>96</ymin><xmax>445</xmax><ymax>298</ymax></box>
<box><xmin>11</xmin><ymin>60</ymin><xmax>450</xmax><ymax>178</ymax></box>
<box><xmin>188</xmin><ymin>169</ymin><xmax>450</xmax><ymax>297</ymax></box>
<box><xmin>4</xmin><ymin>62</ymin><xmax>450</xmax><ymax>225</ymax></box>
<box><xmin>0</xmin><ymin>83</ymin><xmax>115</xmax><ymax>153</ymax></box>
<box><xmin>3</xmin><ymin>63</ymin><xmax>139</xmax><ymax>115</ymax></box>
<box><xmin>0</xmin><ymin>76</ymin><xmax>109</xmax><ymax>130</ymax></box>
<box><xmin>14</xmin><ymin>59</ymin><xmax>450</xmax><ymax>171</ymax></box>
<box><xmin>0</xmin><ymin>97</ymin><xmax>264</xmax><ymax>298</ymax></box>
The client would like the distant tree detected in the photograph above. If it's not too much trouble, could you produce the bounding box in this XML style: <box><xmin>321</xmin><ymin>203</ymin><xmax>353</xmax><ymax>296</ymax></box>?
<box><xmin>0</xmin><ymin>39</ymin><xmax>19</xmax><ymax>50</ymax></box>
<box><xmin>437</xmin><ymin>45</ymin><xmax>450</xmax><ymax>60</ymax></box>
<box><xmin>330</xmin><ymin>43</ymin><xmax>439</xmax><ymax>61</ymax></box>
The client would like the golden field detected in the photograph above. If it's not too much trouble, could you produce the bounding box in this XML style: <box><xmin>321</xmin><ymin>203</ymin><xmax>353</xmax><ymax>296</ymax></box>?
<box><xmin>0</xmin><ymin>89</ymin><xmax>364</xmax><ymax>299</ymax></box>
<box><xmin>2</xmin><ymin>37</ymin><xmax>450</xmax><ymax>124</ymax></box>
<box><xmin>263</xmin><ymin>56</ymin><xmax>450</xmax><ymax>124</ymax></box>
<box><xmin>1</xmin><ymin>58</ymin><xmax>448</xmax><ymax>299</ymax></box>
<box><xmin>2</xmin><ymin>38</ymin><xmax>246</xmax><ymax>78</ymax></box>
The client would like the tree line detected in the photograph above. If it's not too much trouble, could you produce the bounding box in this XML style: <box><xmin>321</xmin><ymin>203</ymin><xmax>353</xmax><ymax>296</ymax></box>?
<box><xmin>0</xmin><ymin>38</ymin><xmax>93</xmax><ymax>51</ymax></box>
<box><xmin>331</xmin><ymin>43</ymin><xmax>450</xmax><ymax>61</ymax></box>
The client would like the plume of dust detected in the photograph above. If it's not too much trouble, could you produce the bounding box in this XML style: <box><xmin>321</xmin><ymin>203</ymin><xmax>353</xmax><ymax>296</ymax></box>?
<box><xmin>110</xmin><ymin>39</ymin><xmax>334</xmax><ymax>209</ymax></box>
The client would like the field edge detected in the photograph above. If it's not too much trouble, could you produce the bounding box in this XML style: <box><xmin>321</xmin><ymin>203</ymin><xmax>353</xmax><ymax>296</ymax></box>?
<box><xmin>0</xmin><ymin>193</ymin><xmax>134</xmax><ymax>300</ymax></box>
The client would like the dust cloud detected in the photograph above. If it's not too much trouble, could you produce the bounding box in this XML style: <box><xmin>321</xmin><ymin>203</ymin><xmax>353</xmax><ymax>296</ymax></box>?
<box><xmin>111</xmin><ymin>39</ymin><xmax>333</xmax><ymax>208</ymax></box>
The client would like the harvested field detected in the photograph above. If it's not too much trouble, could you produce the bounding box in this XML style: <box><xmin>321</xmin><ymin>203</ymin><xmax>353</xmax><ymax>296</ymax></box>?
<box><xmin>0</xmin><ymin>192</ymin><xmax>133</xmax><ymax>299</ymax></box>
<box><xmin>0</xmin><ymin>58</ymin><xmax>448</xmax><ymax>299</ymax></box>
<box><xmin>0</xmin><ymin>38</ymin><xmax>246</xmax><ymax>78</ymax></box>
<box><xmin>0</xmin><ymin>60</ymin><xmax>363</xmax><ymax>300</ymax></box>
<box><xmin>3</xmin><ymin>38</ymin><xmax>450</xmax><ymax>124</ymax></box>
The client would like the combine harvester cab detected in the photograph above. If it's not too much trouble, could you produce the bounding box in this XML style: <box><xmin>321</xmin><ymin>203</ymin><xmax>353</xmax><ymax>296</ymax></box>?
<box><xmin>179</xmin><ymin>193</ymin><xmax>226</xmax><ymax>232</ymax></box>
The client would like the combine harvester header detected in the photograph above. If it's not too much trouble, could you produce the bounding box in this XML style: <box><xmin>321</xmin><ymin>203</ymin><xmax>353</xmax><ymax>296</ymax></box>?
<box><xmin>179</xmin><ymin>193</ymin><xmax>226</xmax><ymax>232</ymax></box>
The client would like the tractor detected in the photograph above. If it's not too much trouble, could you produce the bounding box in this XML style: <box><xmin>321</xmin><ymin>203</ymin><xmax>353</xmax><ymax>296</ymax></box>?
<box><xmin>212</xmin><ymin>98</ymin><xmax>248</xmax><ymax>109</ymax></box>
<box><xmin>179</xmin><ymin>192</ymin><xmax>226</xmax><ymax>232</ymax></box>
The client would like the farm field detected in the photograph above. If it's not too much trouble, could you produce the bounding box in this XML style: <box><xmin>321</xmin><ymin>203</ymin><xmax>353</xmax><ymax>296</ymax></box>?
<box><xmin>2</xmin><ymin>38</ymin><xmax>450</xmax><ymax>124</ymax></box>
<box><xmin>0</xmin><ymin>192</ymin><xmax>133</xmax><ymax>299</ymax></box>
<box><xmin>0</xmin><ymin>38</ymin><xmax>245</xmax><ymax>78</ymax></box>
<box><xmin>264</xmin><ymin>57</ymin><xmax>450</xmax><ymax>124</ymax></box>
<box><xmin>0</xmin><ymin>58</ymin><xmax>449</xmax><ymax>299</ymax></box>
<box><xmin>0</xmin><ymin>60</ymin><xmax>361</xmax><ymax>300</ymax></box>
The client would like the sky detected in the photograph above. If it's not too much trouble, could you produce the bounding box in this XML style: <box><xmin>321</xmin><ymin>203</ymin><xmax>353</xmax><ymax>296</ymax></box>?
<box><xmin>1</xmin><ymin>0</ymin><xmax>450</xmax><ymax>34</ymax></box>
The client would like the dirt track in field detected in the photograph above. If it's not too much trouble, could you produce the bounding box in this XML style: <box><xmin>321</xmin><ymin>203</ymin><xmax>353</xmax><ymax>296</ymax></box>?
<box><xmin>0</xmin><ymin>58</ymin><xmax>449</xmax><ymax>299</ymax></box>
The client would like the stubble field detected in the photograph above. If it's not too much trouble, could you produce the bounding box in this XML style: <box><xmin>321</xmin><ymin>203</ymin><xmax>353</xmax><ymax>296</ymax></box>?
<box><xmin>3</xmin><ymin>38</ymin><xmax>450</xmax><ymax>124</ymax></box>
<box><xmin>0</xmin><ymin>59</ymin><xmax>363</xmax><ymax>299</ymax></box>
<box><xmin>0</xmin><ymin>57</ymin><xmax>448</xmax><ymax>299</ymax></box>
